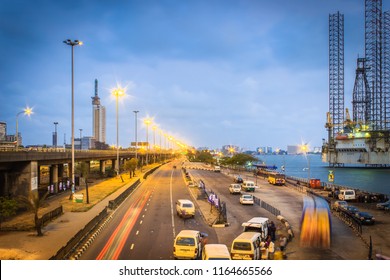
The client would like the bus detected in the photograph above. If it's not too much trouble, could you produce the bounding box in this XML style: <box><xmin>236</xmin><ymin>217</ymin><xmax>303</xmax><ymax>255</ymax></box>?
<box><xmin>267</xmin><ymin>172</ymin><xmax>286</xmax><ymax>186</ymax></box>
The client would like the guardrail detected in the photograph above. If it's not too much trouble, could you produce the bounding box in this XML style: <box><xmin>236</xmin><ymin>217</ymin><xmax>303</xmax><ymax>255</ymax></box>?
<box><xmin>108</xmin><ymin>179</ymin><xmax>141</xmax><ymax>210</ymax></box>
<box><xmin>40</xmin><ymin>206</ymin><xmax>63</xmax><ymax>227</ymax></box>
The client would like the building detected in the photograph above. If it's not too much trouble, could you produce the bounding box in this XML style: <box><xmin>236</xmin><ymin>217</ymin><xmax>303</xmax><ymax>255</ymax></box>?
<box><xmin>287</xmin><ymin>145</ymin><xmax>300</xmax><ymax>155</ymax></box>
<box><xmin>92</xmin><ymin>79</ymin><xmax>106</xmax><ymax>144</ymax></box>
<box><xmin>0</xmin><ymin>122</ymin><xmax>6</xmax><ymax>141</ymax></box>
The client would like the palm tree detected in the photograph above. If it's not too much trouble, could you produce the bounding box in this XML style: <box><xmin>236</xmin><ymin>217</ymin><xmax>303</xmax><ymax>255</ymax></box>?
<box><xmin>19</xmin><ymin>190</ymin><xmax>49</xmax><ymax>236</ymax></box>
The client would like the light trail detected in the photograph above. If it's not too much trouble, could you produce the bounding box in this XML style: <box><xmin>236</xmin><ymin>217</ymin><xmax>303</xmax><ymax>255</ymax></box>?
<box><xmin>96</xmin><ymin>190</ymin><xmax>151</xmax><ymax>260</ymax></box>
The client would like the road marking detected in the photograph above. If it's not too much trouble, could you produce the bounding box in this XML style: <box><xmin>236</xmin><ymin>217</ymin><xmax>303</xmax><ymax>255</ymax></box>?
<box><xmin>136</xmin><ymin>231</ymin><xmax>139</xmax><ymax>235</ymax></box>
<box><xmin>140</xmin><ymin>220</ymin><xmax>143</xmax><ymax>224</ymax></box>
<box><xmin>170</xmin><ymin>170</ymin><xmax>176</xmax><ymax>238</ymax></box>
<box><xmin>130</xmin><ymin>244</ymin><xmax>134</xmax><ymax>250</ymax></box>
<box><xmin>142</xmin><ymin>215</ymin><xmax>145</xmax><ymax>218</ymax></box>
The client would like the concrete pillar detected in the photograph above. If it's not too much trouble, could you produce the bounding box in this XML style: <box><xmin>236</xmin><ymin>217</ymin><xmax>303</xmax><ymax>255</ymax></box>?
<box><xmin>49</xmin><ymin>165</ymin><xmax>59</xmax><ymax>193</ymax></box>
<box><xmin>100</xmin><ymin>160</ymin><xmax>106</xmax><ymax>175</ymax></box>
<box><xmin>58</xmin><ymin>164</ymin><xmax>64</xmax><ymax>178</ymax></box>
<box><xmin>13</xmin><ymin>161</ymin><xmax>39</xmax><ymax>197</ymax></box>
<box><xmin>111</xmin><ymin>159</ymin><xmax>116</xmax><ymax>171</ymax></box>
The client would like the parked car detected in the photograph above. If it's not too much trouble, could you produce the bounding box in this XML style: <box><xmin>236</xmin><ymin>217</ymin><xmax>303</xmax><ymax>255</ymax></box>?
<box><xmin>240</xmin><ymin>194</ymin><xmax>254</xmax><ymax>205</ymax></box>
<box><xmin>376</xmin><ymin>200</ymin><xmax>390</xmax><ymax>210</ymax></box>
<box><xmin>229</xmin><ymin>183</ymin><xmax>242</xmax><ymax>194</ymax></box>
<box><xmin>355</xmin><ymin>211</ymin><xmax>375</xmax><ymax>225</ymax></box>
<box><xmin>345</xmin><ymin>205</ymin><xmax>359</xmax><ymax>215</ymax></box>
<box><xmin>332</xmin><ymin>200</ymin><xmax>348</xmax><ymax>211</ymax></box>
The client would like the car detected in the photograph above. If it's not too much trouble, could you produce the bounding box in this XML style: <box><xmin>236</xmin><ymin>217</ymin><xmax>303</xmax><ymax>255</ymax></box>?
<box><xmin>234</xmin><ymin>175</ymin><xmax>243</xmax><ymax>184</ymax></box>
<box><xmin>173</xmin><ymin>230</ymin><xmax>206</xmax><ymax>259</ymax></box>
<box><xmin>376</xmin><ymin>200</ymin><xmax>390</xmax><ymax>210</ymax></box>
<box><xmin>214</xmin><ymin>166</ymin><xmax>221</xmax><ymax>172</ymax></box>
<box><xmin>229</xmin><ymin>183</ymin><xmax>242</xmax><ymax>194</ymax></box>
<box><xmin>345</xmin><ymin>205</ymin><xmax>359</xmax><ymax>215</ymax></box>
<box><xmin>240</xmin><ymin>194</ymin><xmax>254</xmax><ymax>205</ymax></box>
<box><xmin>241</xmin><ymin>180</ymin><xmax>257</xmax><ymax>192</ymax></box>
<box><xmin>332</xmin><ymin>200</ymin><xmax>348</xmax><ymax>211</ymax></box>
<box><xmin>176</xmin><ymin>199</ymin><xmax>195</xmax><ymax>218</ymax></box>
<box><xmin>355</xmin><ymin>211</ymin><xmax>375</xmax><ymax>225</ymax></box>
<box><xmin>242</xmin><ymin>217</ymin><xmax>269</xmax><ymax>241</ymax></box>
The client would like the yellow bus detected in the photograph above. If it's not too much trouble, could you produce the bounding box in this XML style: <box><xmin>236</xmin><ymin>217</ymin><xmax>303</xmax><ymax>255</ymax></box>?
<box><xmin>267</xmin><ymin>172</ymin><xmax>286</xmax><ymax>186</ymax></box>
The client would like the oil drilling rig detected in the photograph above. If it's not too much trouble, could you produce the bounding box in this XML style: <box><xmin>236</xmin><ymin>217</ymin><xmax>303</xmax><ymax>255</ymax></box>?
<box><xmin>323</xmin><ymin>0</ymin><xmax>390</xmax><ymax>167</ymax></box>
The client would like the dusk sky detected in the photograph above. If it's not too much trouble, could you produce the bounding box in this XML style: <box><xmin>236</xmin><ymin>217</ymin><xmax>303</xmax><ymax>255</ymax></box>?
<box><xmin>1</xmin><ymin>0</ymin><xmax>388</xmax><ymax>151</ymax></box>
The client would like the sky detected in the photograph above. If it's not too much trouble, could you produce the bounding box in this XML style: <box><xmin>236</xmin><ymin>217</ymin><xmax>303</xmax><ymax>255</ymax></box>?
<box><xmin>1</xmin><ymin>0</ymin><xmax>388</xmax><ymax>151</ymax></box>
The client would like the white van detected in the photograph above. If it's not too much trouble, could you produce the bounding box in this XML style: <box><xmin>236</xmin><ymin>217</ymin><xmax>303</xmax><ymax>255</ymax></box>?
<box><xmin>173</xmin><ymin>230</ymin><xmax>205</xmax><ymax>259</ymax></box>
<box><xmin>242</xmin><ymin>217</ymin><xmax>269</xmax><ymax>241</ymax></box>
<box><xmin>202</xmin><ymin>244</ymin><xmax>231</xmax><ymax>260</ymax></box>
<box><xmin>230</xmin><ymin>232</ymin><xmax>261</xmax><ymax>260</ymax></box>
<box><xmin>338</xmin><ymin>189</ymin><xmax>356</xmax><ymax>201</ymax></box>
<box><xmin>241</xmin><ymin>180</ymin><xmax>256</xmax><ymax>192</ymax></box>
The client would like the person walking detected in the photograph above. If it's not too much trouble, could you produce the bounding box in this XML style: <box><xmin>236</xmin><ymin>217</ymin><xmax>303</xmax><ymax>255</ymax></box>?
<box><xmin>268</xmin><ymin>221</ymin><xmax>276</xmax><ymax>241</ymax></box>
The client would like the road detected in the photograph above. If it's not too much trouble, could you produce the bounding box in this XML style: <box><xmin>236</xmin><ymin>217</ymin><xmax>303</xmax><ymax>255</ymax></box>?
<box><xmin>80</xmin><ymin>162</ymin><xmax>218</xmax><ymax>260</ymax></box>
<box><xmin>79</xmin><ymin>161</ymin><xmax>378</xmax><ymax>260</ymax></box>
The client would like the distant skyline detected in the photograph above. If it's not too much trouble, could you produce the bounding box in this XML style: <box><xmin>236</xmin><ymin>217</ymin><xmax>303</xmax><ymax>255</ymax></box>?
<box><xmin>1</xmin><ymin>0</ymin><xmax>388</xmax><ymax>150</ymax></box>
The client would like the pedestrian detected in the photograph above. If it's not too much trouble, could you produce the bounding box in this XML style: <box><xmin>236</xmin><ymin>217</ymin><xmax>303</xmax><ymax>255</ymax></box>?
<box><xmin>279</xmin><ymin>235</ymin><xmax>287</xmax><ymax>252</ymax></box>
<box><xmin>268</xmin><ymin>239</ymin><xmax>275</xmax><ymax>260</ymax></box>
<box><xmin>268</xmin><ymin>221</ymin><xmax>276</xmax><ymax>241</ymax></box>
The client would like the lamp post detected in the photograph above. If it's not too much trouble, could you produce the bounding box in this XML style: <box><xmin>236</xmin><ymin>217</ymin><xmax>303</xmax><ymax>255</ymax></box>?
<box><xmin>133</xmin><ymin>110</ymin><xmax>139</xmax><ymax>163</ymax></box>
<box><xmin>15</xmin><ymin>107</ymin><xmax>33</xmax><ymax>151</ymax></box>
<box><xmin>63</xmin><ymin>39</ymin><xmax>82</xmax><ymax>196</ymax></box>
<box><xmin>53</xmin><ymin>122</ymin><xmax>59</xmax><ymax>149</ymax></box>
<box><xmin>301</xmin><ymin>143</ymin><xmax>310</xmax><ymax>186</ymax></box>
<box><xmin>152</xmin><ymin>125</ymin><xmax>157</xmax><ymax>163</ymax></box>
<box><xmin>79</xmin><ymin>128</ymin><xmax>83</xmax><ymax>150</ymax></box>
<box><xmin>144</xmin><ymin>118</ymin><xmax>152</xmax><ymax>165</ymax></box>
<box><xmin>112</xmin><ymin>87</ymin><xmax>125</xmax><ymax>176</ymax></box>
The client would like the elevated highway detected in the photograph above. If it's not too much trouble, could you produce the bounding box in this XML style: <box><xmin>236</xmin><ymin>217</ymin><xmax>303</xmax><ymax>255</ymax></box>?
<box><xmin>0</xmin><ymin>149</ymin><xmax>172</xmax><ymax>198</ymax></box>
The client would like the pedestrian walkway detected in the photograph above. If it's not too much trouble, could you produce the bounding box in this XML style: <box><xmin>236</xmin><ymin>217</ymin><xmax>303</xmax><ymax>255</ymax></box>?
<box><xmin>0</xmin><ymin>164</ymin><xmax>160</xmax><ymax>260</ymax></box>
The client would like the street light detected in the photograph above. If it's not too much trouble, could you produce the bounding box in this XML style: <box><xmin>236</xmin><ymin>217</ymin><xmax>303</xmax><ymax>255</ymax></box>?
<box><xmin>301</xmin><ymin>143</ymin><xmax>311</xmax><ymax>186</ymax></box>
<box><xmin>112</xmin><ymin>87</ymin><xmax>125</xmax><ymax>176</ymax></box>
<box><xmin>144</xmin><ymin>118</ymin><xmax>152</xmax><ymax>165</ymax></box>
<box><xmin>152</xmin><ymin>125</ymin><xmax>157</xmax><ymax>163</ymax></box>
<box><xmin>53</xmin><ymin>122</ymin><xmax>59</xmax><ymax>149</ymax></box>
<box><xmin>15</xmin><ymin>107</ymin><xmax>33</xmax><ymax>151</ymax></box>
<box><xmin>63</xmin><ymin>39</ymin><xmax>82</xmax><ymax>196</ymax></box>
<box><xmin>79</xmin><ymin>128</ymin><xmax>83</xmax><ymax>150</ymax></box>
<box><xmin>133</xmin><ymin>110</ymin><xmax>139</xmax><ymax>162</ymax></box>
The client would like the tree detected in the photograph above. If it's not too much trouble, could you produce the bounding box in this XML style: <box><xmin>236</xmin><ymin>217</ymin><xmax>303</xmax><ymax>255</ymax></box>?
<box><xmin>124</xmin><ymin>158</ymin><xmax>138</xmax><ymax>178</ymax></box>
<box><xmin>222</xmin><ymin>153</ymin><xmax>258</xmax><ymax>167</ymax></box>
<box><xmin>18</xmin><ymin>190</ymin><xmax>49</xmax><ymax>236</ymax></box>
<box><xmin>0</xmin><ymin>196</ymin><xmax>18</xmax><ymax>230</ymax></box>
<box><xmin>194</xmin><ymin>150</ymin><xmax>215</xmax><ymax>164</ymax></box>
<box><xmin>79</xmin><ymin>162</ymin><xmax>90</xmax><ymax>204</ymax></box>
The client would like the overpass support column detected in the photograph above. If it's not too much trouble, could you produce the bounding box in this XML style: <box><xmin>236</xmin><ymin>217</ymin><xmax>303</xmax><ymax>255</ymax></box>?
<box><xmin>49</xmin><ymin>165</ymin><xmax>59</xmax><ymax>193</ymax></box>
<box><xmin>111</xmin><ymin>159</ymin><xmax>116</xmax><ymax>172</ymax></box>
<box><xmin>100</xmin><ymin>160</ymin><xmax>106</xmax><ymax>175</ymax></box>
<box><xmin>13</xmin><ymin>161</ymin><xmax>39</xmax><ymax>197</ymax></box>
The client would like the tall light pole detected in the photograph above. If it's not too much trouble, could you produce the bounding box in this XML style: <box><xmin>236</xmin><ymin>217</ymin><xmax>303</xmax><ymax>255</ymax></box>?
<box><xmin>16</xmin><ymin>107</ymin><xmax>33</xmax><ymax>151</ymax></box>
<box><xmin>63</xmin><ymin>39</ymin><xmax>82</xmax><ymax>196</ymax></box>
<box><xmin>301</xmin><ymin>143</ymin><xmax>310</xmax><ymax>185</ymax></box>
<box><xmin>79</xmin><ymin>128</ymin><xmax>83</xmax><ymax>150</ymax></box>
<box><xmin>112</xmin><ymin>87</ymin><xmax>125</xmax><ymax>176</ymax></box>
<box><xmin>152</xmin><ymin>125</ymin><xmax>157</xmax><ymax>163</ymax></box>
<box><xmin>144</xmin><ymin>118</ymin><xmax>152</xmax><ymax>165</ymax></box>
<box><xmin>53</xmin><ymin>122</ymin><xmax>59</xmax><ymax>149</ymax></box>
<box><xmin>133</xmin><ymin>110</ymin><xmax>139</xmax><ymax>162</ymax></box>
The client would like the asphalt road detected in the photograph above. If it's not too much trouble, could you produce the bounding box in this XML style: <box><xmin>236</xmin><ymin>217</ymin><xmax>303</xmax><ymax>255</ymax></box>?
<box><xmin>80</xmin><ymin>162</ymin><xmax>218</xmax><ymax>260</ymax></box>
<box><xmin>79</xmin><ymin>161</ymin><xmax>385</xmax><ymax>260</ymax></box>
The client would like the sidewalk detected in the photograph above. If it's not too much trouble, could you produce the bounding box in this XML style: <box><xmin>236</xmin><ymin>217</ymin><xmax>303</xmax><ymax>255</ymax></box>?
<box><xmin>0</xmin><ymin>165</ymin><xmax>159</xmax><ymax>260</ymax></box>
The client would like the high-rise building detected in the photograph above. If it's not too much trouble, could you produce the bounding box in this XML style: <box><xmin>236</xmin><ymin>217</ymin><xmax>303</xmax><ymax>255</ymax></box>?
<box><xmin>0</xmin><ymin>122</ymin><xmax>6</xmax><ymax>141</ymax></box>
<box><xmin>92</xmin><ymin>79</ymin><xmax>106</xmax><ymax>143</ymax></box>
